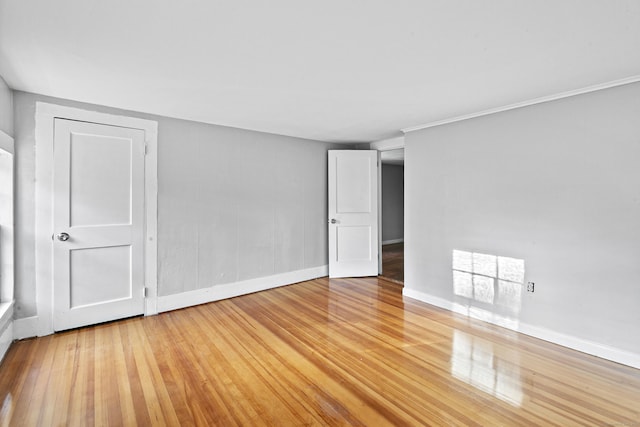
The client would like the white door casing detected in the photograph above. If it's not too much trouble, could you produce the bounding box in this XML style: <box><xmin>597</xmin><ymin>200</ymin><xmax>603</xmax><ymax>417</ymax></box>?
<box><xmin>53</xmin><ymin>119</ymin><xmax>145</xmax><ymax>331</ymax></box>
<box><xmin>328</xmin><ymin>150</ymin><xmax>379</xmax><ymax>278</ymax></box>
<box><xmin>0</xmin><ymin>131</ymin><xmax>14</xmax><ymax>306</ymax></box>
<box><xmin>371</xmin><ymin>136</ymin><xmax>405</xmax><ymax>275</ymax></box>
<box><xmin>35</xmin><ymin>103</ymin><xmax>158</xmax><ymax>337</ymax></box>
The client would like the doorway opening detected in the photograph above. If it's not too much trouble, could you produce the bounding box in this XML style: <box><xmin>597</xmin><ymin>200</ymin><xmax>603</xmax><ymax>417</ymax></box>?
<box><xmin>380</xmin><ymin>148</ymin><xmax>404</xmax><ymax>283</ymax></box>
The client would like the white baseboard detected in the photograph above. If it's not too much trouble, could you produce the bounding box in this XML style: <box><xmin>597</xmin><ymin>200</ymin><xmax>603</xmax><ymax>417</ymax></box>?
<box><xmin>382</xmin><ymin>238</ymin><xmax>404</xmax><ymax>245</ymax></box>
<box><xmin>403</xmin><ymin>288</ymin><xmax>453</xmax><ymax>310</ymax></box>
<box><xmin>514</xmin><ymin>323</ymin><xmax>640</xmax><ymax>370</ymax></box>
<box><xmin>13</xmin><ymin>316</ymin><xmax>39</xmax><ymax>340</ymax></box>
<box><xmin>158</xmin><ymin>265</ymin><xmax>329</xmax><ymax>313</ymax></box>
<box><xmin>402</xmin><ymin>287</ymin><xmax>640</xmax><ymax>370</ymax></box>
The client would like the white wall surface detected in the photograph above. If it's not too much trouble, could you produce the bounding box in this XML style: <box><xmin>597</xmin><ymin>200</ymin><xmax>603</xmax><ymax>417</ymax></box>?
<box><xmin>13</xmin><ymin>91</ymin><xmax>337</xmax><ymax>319</ymax></box>
<box><xmin>381</xmin><ymin>164</ymin><xmax>404</xmax><ymax>243</ymax></box>
<box><xmin>0</xmin><ymin>75</ymin><xmax>12</xmax><ymax>137</ymax></box>
<box><xmin>404</xmin><ymin>82</ymin><xmax>640</xmax><ymax>358</ymax></box>
<box><xmin>157</xmin><ymin>117</ymin><xmax>332</xmax><ymax>296</ymax></box>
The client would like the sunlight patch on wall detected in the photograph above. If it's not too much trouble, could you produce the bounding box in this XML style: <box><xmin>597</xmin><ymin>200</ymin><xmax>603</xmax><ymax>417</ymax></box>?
<box><xmin>452</xmin><ymin>250</ymin><xmax>525</xmax><ymax>328</ymax></box>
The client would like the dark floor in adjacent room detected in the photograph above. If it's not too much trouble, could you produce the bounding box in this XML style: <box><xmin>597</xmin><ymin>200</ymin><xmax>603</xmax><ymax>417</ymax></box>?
<box><xmin>381</xmin><ymin>242</ymin><xmax>403</xmax><ymax>283</ymax></box>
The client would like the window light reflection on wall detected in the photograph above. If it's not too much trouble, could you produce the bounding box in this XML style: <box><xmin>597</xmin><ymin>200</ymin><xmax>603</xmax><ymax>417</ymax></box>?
<box><xmin>452</xmin><ymin>250</ymin><xmax>525</xmax><ymax>313</ymax></box>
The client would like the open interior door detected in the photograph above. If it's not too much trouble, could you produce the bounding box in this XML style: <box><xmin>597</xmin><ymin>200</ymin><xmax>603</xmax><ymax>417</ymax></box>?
<box><xmin>328</xmin><ymin>150</ymin><xmax>379</xmax><ymax>278</ymax></box>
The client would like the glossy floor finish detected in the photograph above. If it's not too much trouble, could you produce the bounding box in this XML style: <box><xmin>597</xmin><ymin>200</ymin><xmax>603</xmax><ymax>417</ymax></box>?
<box><xmin>381</xmin><ymin>243</ymin><xmax>404</xmax><ymax>283</ymax></box>
<box><xmin>1</xmin><ymin>277</ymin><xmax>639</xmax><ymax>426</ymax></box>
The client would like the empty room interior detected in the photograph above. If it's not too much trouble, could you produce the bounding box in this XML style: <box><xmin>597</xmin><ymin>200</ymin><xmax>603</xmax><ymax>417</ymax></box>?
<box><xmin>1</xmin><ymin>1</ymin><xmax>640</xmax><ymax>425</ymax></box>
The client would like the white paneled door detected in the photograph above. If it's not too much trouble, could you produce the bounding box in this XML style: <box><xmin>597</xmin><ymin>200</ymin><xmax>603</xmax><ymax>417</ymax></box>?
<box><xmin>53</xmin><ymin>119</ymin><xmax>145</xmax><ymax>331</ymax></box>
<box><xmin>328</xmin><ymin>150</ymin><xmax>379</xmax><ymax>278</ymax></box>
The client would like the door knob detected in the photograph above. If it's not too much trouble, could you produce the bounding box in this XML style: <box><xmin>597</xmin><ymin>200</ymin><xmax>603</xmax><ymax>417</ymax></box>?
<box><xmin>330</xmin><ymin>218</ymin><xmax>337</xmax><ymax>224</ymax></box>
<box><xmin>56</xmin><ymin>232</ymin><xmax>70</xmax><ymax>242</ymax></box>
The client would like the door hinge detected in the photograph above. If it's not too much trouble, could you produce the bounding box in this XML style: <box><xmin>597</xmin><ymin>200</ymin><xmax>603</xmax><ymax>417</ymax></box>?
<box><xmin>144</xmin><ymin>143</ymin><xmax>149</xmax><ymax>155</ymax></box>
<box><xmin>144</xmin><ymin>287</ymin><xmax>149</xmax><ymax>297</ymax></box>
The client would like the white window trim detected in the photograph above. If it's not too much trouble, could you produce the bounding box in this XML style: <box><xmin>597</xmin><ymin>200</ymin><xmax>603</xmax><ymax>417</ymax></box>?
<box><xmin>0</xmin><ymin>130</ymin><xmax>14</xmax><ymax>335</ymax></box>
<box><xmin>34</xmin><ymin>102</ymin><xmax>158</xmax><ymax>336</ymax></box>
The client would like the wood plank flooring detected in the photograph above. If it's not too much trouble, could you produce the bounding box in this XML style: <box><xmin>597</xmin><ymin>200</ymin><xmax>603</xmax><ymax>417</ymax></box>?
<box><xmin>1</xmin><ymin>277</ymin><xmax>639</xmax><ymax>426</ymax></box>
<box><xmin>381</xmin><ymin>243</ymin><xmax>404</xmax><ymax>283</ymax></box>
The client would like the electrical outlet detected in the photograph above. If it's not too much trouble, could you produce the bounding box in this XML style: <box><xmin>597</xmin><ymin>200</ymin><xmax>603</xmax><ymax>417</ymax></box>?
<box><xmin>527</xmin><ymin>282</ymin><xmax>535</xmax><ymax>293</ymax></box>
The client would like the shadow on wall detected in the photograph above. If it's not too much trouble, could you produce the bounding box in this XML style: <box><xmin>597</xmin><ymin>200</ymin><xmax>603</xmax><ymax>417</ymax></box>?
<box><xmin>451</xmin><ymin>250</ymin><xmax>525</xmax><ymax>330</ymax></box>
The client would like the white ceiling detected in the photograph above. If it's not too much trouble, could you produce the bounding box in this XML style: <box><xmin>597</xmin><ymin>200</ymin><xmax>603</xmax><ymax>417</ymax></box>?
<box><xmin>1</xmin><ymin>1</ymin><xmax>639</xmax><ymax>143</ymax></box>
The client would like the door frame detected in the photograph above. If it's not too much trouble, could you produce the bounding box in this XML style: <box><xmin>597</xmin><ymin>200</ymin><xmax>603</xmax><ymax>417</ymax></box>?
<box><xmin>35</xmin><ymin>102</ymin><xmax>158</xmax><ymax>336</ymax></box>
<box><xmin>371</xmin><ymin>136</ymin><xmax>405</xmax><ymax>275</ymax></box>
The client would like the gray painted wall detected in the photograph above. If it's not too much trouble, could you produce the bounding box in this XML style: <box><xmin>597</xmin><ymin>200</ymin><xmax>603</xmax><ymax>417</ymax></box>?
<box><xmin>405</xmin><ymin>82</ymin><xmax>640</xmax><ymax>355</ymax></box>
<box><xmin>381</xmin><ymin>164</ymin><xmax>404</xmax><ymax>243</ymax></box>
<box><xmin>13</xmin><ymin>91</ymin><xmax>337</xmax><ymax>318</ymax></box>
<box><xmin>0</xmin><ymin>76</ymin><xmax>12</xmax><ymax>137</ymax></box>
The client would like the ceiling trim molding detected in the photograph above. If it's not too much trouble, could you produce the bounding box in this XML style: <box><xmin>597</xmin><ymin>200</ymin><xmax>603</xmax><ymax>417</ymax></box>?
<box><xmin>370</xmin><ymin>136</ymin><xmax>405</xmax><ymax>151</ymax></box>
<box><xmin>402</xmin><ymin>75</ymin><xmax>640</xmax><ymax>134</ymax></box>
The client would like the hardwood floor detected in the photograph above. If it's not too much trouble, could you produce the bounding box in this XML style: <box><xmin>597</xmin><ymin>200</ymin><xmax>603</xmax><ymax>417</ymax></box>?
<box><xmin>381</xmin><ymin>243</ymin><xmax>403</xmax><ymax>283</ymax></box>
<box><xmin>1</xmin><ymin>277</ymin><xmax>639</xmax><ymax>426</ymax></box>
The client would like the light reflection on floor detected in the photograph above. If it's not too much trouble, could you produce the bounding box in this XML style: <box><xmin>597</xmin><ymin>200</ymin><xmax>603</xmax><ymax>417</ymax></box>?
<box><xmin>0</xmin><ymin>393</ymin><xmax>12</xmax><ymax>421</ymax></box>
<box><xmin>450</xmin><ymin>331</ymin><xmax>523</xmax><ymax>407</ymax></box>
<box><xmin>450</xmin><ymin>250</ymin><xmax>526</xmax><ymax>405</ymax></box>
